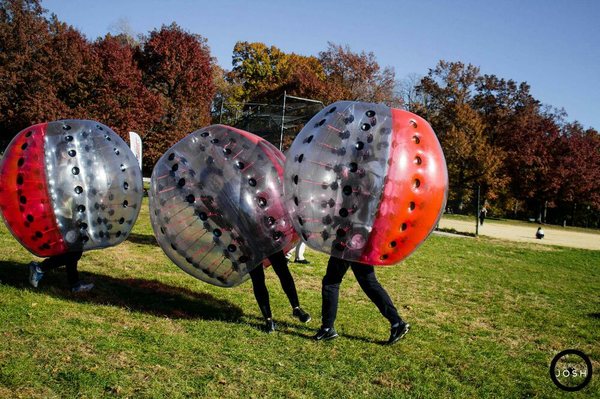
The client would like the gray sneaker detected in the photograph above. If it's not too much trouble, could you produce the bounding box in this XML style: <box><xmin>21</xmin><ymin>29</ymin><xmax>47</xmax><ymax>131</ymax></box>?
<box><xmin>28</xmin><ymin>262</ymin><xmax>44</xmax><ymax>288</ymax></box>
<box><xmin>71</xmin><ymin>281</ymin><xmax>94</xmax><ymax>293</ymax></box>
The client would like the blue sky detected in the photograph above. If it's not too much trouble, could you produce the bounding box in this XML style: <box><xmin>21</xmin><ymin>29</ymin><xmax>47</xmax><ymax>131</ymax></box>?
<box><xmin>43</xmin><ymin>0</ymin><xmax>600</xmax><ymax>129</ymax></box>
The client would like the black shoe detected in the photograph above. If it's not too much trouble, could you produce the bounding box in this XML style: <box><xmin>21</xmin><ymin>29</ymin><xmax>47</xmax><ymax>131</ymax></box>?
<box><xmin>264</xmin><ymin>318</ymin><xmax>276</xmax><ymax>333</ymax></box>
<box><xmin>292</xmin><ymin>307</ymin><xmax>311</xmax><ymax>323</ymax></box>
<box><xmin>387</xmin><ymin>322</ymin><xmax>410</xmax><ymax>345</ymax></box>
<box><xmin>294</xmin><ymin>259</ymin><xmax>310</xmax><ymax>264</ymax></box>
<box><xmin>313</xmin><ymin>327</ymin><xmax>338</xmax><ymax>341</ymax></box>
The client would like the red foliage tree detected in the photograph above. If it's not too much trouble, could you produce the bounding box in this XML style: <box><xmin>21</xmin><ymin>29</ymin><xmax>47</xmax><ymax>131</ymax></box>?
<box><xmin>137</xmin><ymin>23</ymin><xmax>215</xmax><ymax>170</ymax></box>
<box><xmin>0</xmin><ymin>0</ymin><xmax>61</xmax><ymax>144</ymax></box>
<box><xmin>86</xmin><ymin>34</ymin><xmax>162</xmax><ymax>158</ymax></box>
<box><xmin>319</xmin><ymin>42</ymin><xmax>399</xmax><ymax>106</ymax></box>
<box><xmin>558</xmin><ymin>123</ymin><xmax>600</xmax><ymax>209</ymax></box>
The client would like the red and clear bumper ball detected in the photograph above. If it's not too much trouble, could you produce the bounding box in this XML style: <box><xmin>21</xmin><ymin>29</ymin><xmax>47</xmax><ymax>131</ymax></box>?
<box><xmin>0</xmin><ymin>120</ymin><xmax>143</xmax><ymax>257</ymax></box>
<box><xmin>284</xmin><ymin>101</ymin><xmax>448</xmax><ymax>265</ymax></box>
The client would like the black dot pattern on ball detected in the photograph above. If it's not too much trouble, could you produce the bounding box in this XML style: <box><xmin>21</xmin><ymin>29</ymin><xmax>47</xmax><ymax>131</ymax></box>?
<box><xmin>149</xmin><ymin>125</ymin><xmax>296</xmax><ymax>287</ymax></box>
<box><xmin>284</xmin><ymin>101</ymin><xmax>393</xmax><ymax>260</ymax></box>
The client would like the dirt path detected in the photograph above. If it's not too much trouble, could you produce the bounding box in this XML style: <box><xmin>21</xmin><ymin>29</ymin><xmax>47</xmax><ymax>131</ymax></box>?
<box><xmin>438</xmin><ymin>218</ymin><xmax>600</xmax><ymax>250</ymax></box>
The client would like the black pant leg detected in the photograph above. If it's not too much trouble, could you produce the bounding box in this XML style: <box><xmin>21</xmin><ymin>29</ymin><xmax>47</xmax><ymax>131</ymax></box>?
<box><xmin>269</xmin><ymin>250</ymin><xmax>300</xmax><ymax>309</ymax></box>
<box><xmin>350</xmin><ymin>262</ymin><xmax>402</xmax><ymax>326</ymax></box>
<box><xmin>40</xmin><ymin>251</ymin><xmax>83</xmax><ymax>287</ymax></box>
<box><xmin>65</xmin><ymin>251</ymin><xmax>83</xmax><ymax>286</ymax></box>
<box><xmin>321</xmin><ymin>256</ymin><xmax>350</xmax><ymax>329</ymax></box>
<box><xmin>249</xmin><ymin>264</ymin><xmax>272</xmax><ymax>319</ymax></box>
<box><xmin>40</xmin><ymin>253</ymin><xmax>70</xmax><ymax>272</ymax></box>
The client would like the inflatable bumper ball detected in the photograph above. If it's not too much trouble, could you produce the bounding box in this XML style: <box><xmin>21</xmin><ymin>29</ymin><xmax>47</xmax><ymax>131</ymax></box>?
<box><xmin>0</xmin><ymin>120</ymin><xmax>144</xmax><ymax>257</ymax></box>
<box><xmin>149</xmin><ymin>125</ymin><xmax>298</xmax><ymax>287</ymax></box>
<box><xmin>284</xmin><ymin>101</ymin><xmax>448</xmax><ymax>265</ymax></box>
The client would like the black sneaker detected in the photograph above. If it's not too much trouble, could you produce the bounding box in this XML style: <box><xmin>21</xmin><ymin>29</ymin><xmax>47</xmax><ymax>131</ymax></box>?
<box><xmin>294</xmin><ymin>259</ymin><xmax>310</xmax><ymax>264</ymax></box>
<box><xmin>264</xmin><ymin>318</ymin><xmax>276</xmax><ymax>333</ymax></box>
<box><xmin>313</xmin><ymin>327</ymin><xmax>338</xmax><ymax>341</ymax></box>
<box><xmin>387</xmin><ymin>322</ymin><xmax>410</xmax><ymax>345</ymax></box>
<box><xmin>292</xmin><ymin>307</ymin><xmax>311</xmax><ymax>323</ymax></box>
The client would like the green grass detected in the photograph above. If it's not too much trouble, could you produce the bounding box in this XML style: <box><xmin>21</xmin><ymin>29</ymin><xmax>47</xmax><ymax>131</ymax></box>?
<box><xmin>1</xmin><ymin>199</ymin><xmax>598</xmax><ymax>398</ymax></box>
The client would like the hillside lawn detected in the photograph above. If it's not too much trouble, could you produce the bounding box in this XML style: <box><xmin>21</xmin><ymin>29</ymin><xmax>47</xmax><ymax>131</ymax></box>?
<box><xmin>0</xmin><ymin>199</ymin><xmax>598</xmax><ymax>398</ymax></box>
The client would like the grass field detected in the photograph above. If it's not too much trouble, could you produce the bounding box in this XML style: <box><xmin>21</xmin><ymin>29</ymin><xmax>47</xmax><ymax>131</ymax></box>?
<box><xmin>0</xmin><ymin>200</ymin><xmax>598</xmax><ymax>398</ymax></box>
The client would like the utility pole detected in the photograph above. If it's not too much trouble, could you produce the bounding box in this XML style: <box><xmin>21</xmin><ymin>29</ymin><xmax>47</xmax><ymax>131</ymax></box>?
<box><xmin>279</xmin><ymin>91</ymin><xmax>287</xmax><ymax>151</ymax></box>
<box><xmin>475</xmin><ymin>184</ymin><xmax>480</xmax><ymax>236</ymax></box>
<box><xmin>219</xmin><ymin>98</ymin><xmax>224</xmax><ymax>124</ymax></box>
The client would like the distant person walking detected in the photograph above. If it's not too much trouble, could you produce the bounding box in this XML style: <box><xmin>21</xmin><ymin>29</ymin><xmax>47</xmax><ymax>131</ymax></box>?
<box><xmin>536</xmin><ymin>227</ymin><xmax>545</xmax><ymax>239</ymax></box>
<box><xmin>479</xmin><ymin>206</ymin><xmax>487</xmax><ymax>226</ymax></box>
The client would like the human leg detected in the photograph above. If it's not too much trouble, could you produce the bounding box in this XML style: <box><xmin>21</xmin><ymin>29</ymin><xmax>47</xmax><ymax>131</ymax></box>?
<box><xmin>29</xmin><ymin>252</ymin><xmax>73</xmax><ymax>288</ymax></box>
<box><xmin>269</xmin><ymin>251</ymin><xmax>311</xmax><ymax>322</ymax></box>
<box><xmin>314</xmin><ymin>257</ymin><xmax>349</xmax><ymax>340</ymax></box>
<box><xmin>350</xmin><ymin>262</ymin><xmax>409</xmax><ymax>344</ymax></box>
<box><xmin>249</xmin><ymin>264</ymin><xmax>272</xmax><ymax>320</ymax></box>
<box><xmin>63</xmin><ymin>251</ymin><xmax>83</xmax><ymax>287</ymax></box>
<box><xmin>321</xmin><ymin>256</ymin><xmax>349</xmax><ymax>328</ymax></box>
<box><xmin>350</xmin><ymin>262</ymin><xmax>402</xmax><ymax>326</ymax></box>
<box><xmin>269</xmin><ymin>251</ymin><xmax>299</xmax><ymax>308</ymax></box>
<box><xmin>294</xmin><ymin>243</ymin><xmax>309</xmax><ymax>264</ymax></box>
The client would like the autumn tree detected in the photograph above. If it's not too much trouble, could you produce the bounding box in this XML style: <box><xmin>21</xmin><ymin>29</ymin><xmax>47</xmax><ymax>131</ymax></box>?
<box><xmin>417</xmin><ymin>61</ymin><xmax>506</xmax><ymax>208</ymax></box>
<box><xmin>86</xmin><ymin>34</ymin><xmax>162</xmax><ymax>149</ymax></box>
<box><xmin>397</xmin><ymin>73</ymin><xmax>426</xmax><ymax>112</ymax></box>
<box><xmin>0</xmin><ymin>0</ymin><xmax>61</xmax><ymax>145</ymax></box>
<box><xmin>557</xmin><ymin>123</ymin><xmax>600</xmax><ymax>211</ymax></box>
<box><xmin>318</xmin><ymin>42</ymin><xmax>399</xmax><ymax>106</ymax></box>
<box><xmin>228</xmin><ymin>41</ymin><xmax>289</xmax><ymax>103</ymax></box>
<box><xmin>500</xmin><ymin>108</ymin><xmax>566</xmax><ymax>219</ymax></box>
<box><xmin>137</xmin><ymin>23</ymin><xmax>215</xmax><ymax>170</ymax></box>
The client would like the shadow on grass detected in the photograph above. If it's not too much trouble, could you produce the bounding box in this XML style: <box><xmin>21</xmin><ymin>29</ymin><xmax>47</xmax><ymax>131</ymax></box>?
<box><xmin>244</xmin><ymin>316</ymin><xmax>382</xmax><ymax>345</ymax></box>
<box><xmin>0</xmin><ymin>260</ymin><xmax>242</xmax><ymax>321</ymax></box>
<box><xmin>126</xmin><ymin>232</ymin><xmax>158</xmax><ymax>246</ymax></box>
<box><xmin>0</xmin><ymin>260</ymin><xmax>384</xmax><ymax>344</ymax></box>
